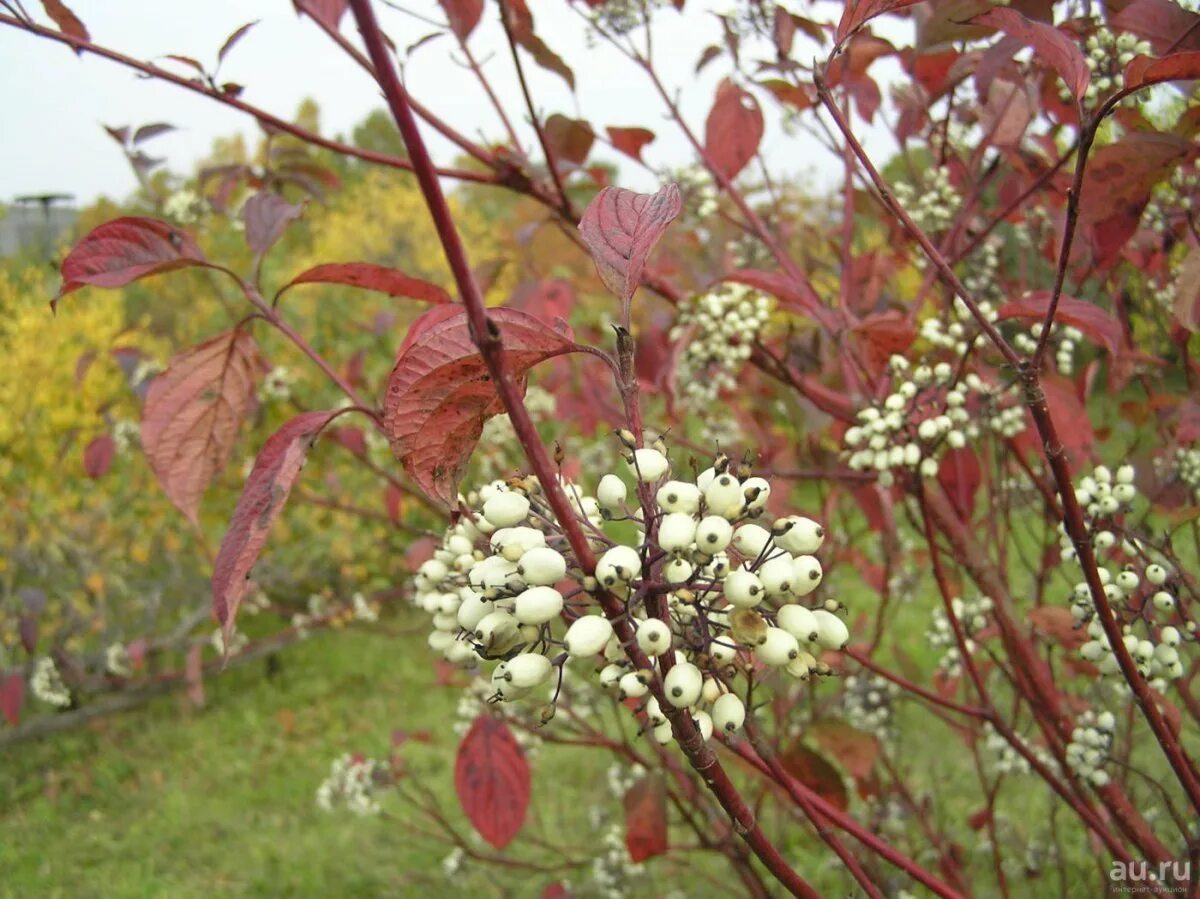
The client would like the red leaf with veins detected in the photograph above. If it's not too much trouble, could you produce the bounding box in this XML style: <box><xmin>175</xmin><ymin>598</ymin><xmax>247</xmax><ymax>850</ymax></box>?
<box><xmin>241</xmin><ymin>192</ymin><xmax>303</xmax><ymax>257</ymax></box>
<box><xmin>704</xmin><ymin>79</ymin><xmax>764</xmax><ymax>182</ymax></box>
<box><xmin>969</xmin><ymin>8</ymin><xmax>1090</xmax><ymax>102</ymax></box>
<box><xmin>1123</xmin><ymin>52</ymin><xmax>1200</xmax><ymax>93</ymax></box>
<box><xmin>836</xmin><ymin>0</ymin><xmax>922</xmax><ymax>43</ymax></box>
<box><xmin>439</xmin><ymin>0</ymin><xmax>483</xmax><ymax>41</ymax></box>
<box><xmin>212</xmin><ymin>410</ymin><xmax>339</xmax><ymax>637</ymax></box>
<box><xmin>1111</xmin><ymin>0</ymin><xmax>1200</xmax><ymax>54</ymax></box>
<box><xmin>55</xmin><ymin>217</ymin><xmax>208</xmax><ymax>306</ymax></box>
<box><xmin>1</xmin><ymin>673</ymin><xmax>24</xmax><ymax>727</ymax></box>
<box><xmin>579</xmin><ymin>183</ymin><xmax>682</xmax><ymax>303</ymax></box>
<box><xmin>455</xmin><ymin>715</ymin><xmax>530</xmax><ymax>849</ymax></box>
<box><xmin>780</xmin><ymin>740</ymin><xmax>849</xmax><ymax>810</ymax></box>
<box><xmin>606</xmin><ymin>126</ymin><xmax>655</xmax><ymax>163</ymax></box>
<box><xmin>997</xmin><ymin>292</ymin><xmax>1123</xmax><ymax>356</ymax></box>
<box><xmin>283</xmin><ymin>262</ymin><xmax>453</xmax><ymax>305</ymax></box>
<box><xmin>384</xmin><ymin>308</ymin><xmax>577</xmax><ymax>505</ymax></box>
<box><xmin>40</xmin><ymin>0</ymin><xmax>88</xmax><ymax>43</ymax></box>
<box><xmin>83</xmin><ymin>435</ymin><xmax>115</xmax><ymax>479</ymax></box>
<box><xmin>623</xmin><ymin>773</ymin><xmax>669</xmax><ymax>862</ymax></box>
<box><xmin>142</xmin><ymin>330</ymin><xmax>266</xmax><ymax>525</ymax></box>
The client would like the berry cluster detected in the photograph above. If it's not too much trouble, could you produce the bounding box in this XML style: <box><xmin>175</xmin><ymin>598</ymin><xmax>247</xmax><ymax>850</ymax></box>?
<box><xmin>1011</xmin><ymin>322</ymin><xmax>1084</xmax><ymax>375</ymax></box>
<box><xmin>842</xmin><ymin>673</ymin><xmax>898</xmax><ymax>740</ymax></box>
<box><xmin>982</xmin><ymin>722</ymin><xmax>1032</xmax><ymax>776</ymax></box>
<box><xmin>1065</xmin><ymin>709</ymin><xmax>1116</xmax><ymax>787</ymax></box>
<box><xmin>314</xmin><ymin>753</ymin><xmax>387</xmax><ymax>816</ymax></box>
<box><xmin>892</xmin><ymin>166</ymin><xmax>959</xmax><ymax>235</ymax></box>
<box><xmin>409</xmin><ymin>444</ymin><xmax>846</xmax><ymax>747</ymax></box>
<box><xmin>926</xmin><ymin>596</ymin><xmax>994</xmax><ymax>678</ymax></box>
<box><xmin>670</xmin><ymin>283</ymin><xmax>773</xmax><ymax>407</ymax></box>
<box><xmin>843</xmin><ymin>355</ymin><xmax>1024</xmax><ymax>486</ymax></box>
<box><xmin>1061</xmin><ymin>26</ymin><xmax>1151</xmax><ymax>108</ymax></box>
<box><xmin>257</xmin><ymin>365</ymin><xmax>294</xmax><ymax>403</ymax></box>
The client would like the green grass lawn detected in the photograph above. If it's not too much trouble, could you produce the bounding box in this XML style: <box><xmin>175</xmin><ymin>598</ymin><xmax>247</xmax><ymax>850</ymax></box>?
<box><xmin>0</xmin><ymin>627</ymin><xmax>612</xmax><ymax>898</ymax></box>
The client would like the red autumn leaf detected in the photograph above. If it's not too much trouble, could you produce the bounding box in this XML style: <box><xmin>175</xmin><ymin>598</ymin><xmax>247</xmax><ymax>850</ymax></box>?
<box><xmin>1039</xmin><ymin>374</ymin><xmax>1095</xmax><ymax>460</ymax></box>
<box><xmin>83</xmin><ymin>434</ymin><xmax>115</xmax><ymax>479</ymax></box>
<box><xmin>329</xmin><ymin>426</ymin><xmax>367</xmax><ymax>458</ymax></box>
<box><xmin>606</xmin><ymin>126</ymin><xmax>656</xmax><ymax>163</ymax></box>
<box><xmin>397</xmin><ymin>305</ymin><xmax>463</xmax><ymax>359</ymax></box>
<box><xmin>218</xmin><ymin>20</ymin><xmax>258</xmax><ymax>63</ymax></box>
<box><xmin>1028</xmin><ymin>606</ymin><xmax>1087</xmax><ymax>650</ymax></box>
<box><xmin>780</xmin><ymin>740</ymin><xmax>849</xmax><ymax>811</ymax></box>
<box><xmin>212</xmin><ymin>410</ymin><xmax>339</xmax><ymax>636</ymax></box>
<box><xmin>542</xmin><ymin>883</ymin><xmax>571</xmax><ymax>899</ymax></box>
<box><xmin>808</xmin><ymin>720</ymin><xmax>882</xmax><ymax>783</ymax></box>
<box><xmin>384</xmin><ymin>308</ymin><xmax>577</xmax><ymax>505</ymax></box>
<box><xmin>836</xmin><ymin>0</ymin><xmax>922</xmax><ymax>44</ymax></box>
<box><xmin>1110</xmin><ymin>0</ymin><xmax>1200</xmax><ymax>54</ymax></box>
<box><xmin>579</xmin><ymin>183</ymin><xmax>682</xmax><ymax>303</ymax></box>
<box><xmin>142</xmin><ymin>330</ymin><xmax>266</xmax><ymax>525</ymax></box>
<box><xmin>704</xmin><ymin>79</ymin><xmax>764</xmax><ymax>182</ymax></box>
<box><xmin>1</xmin><ymin>673</ymin><xmax>24</xmax><ymax>727</ymax></box>
<box><xmin>938</xmin><ymin>447</ymin><xmax>982</xmax><ymax>520</ymax></box>
<box><xmin>852</xmin><ymin>310</ymin><xmax>916</xmax><ymax>375</ymax></box>
<box><xmin>241</xmin><ymin>191</ymin><xmax>303</xmax><ymax>256</ymax></box>
<box><xmin>185</xmin><ymin>643</ymin><xmax>205</xmax><ymax>708</ymax></box>
<box><xmin>623</xmin><ymin>773</ymin><xmax>669</xmax><ymax>863</ymax></box>
<box><xmin>40</xmin><ymin>0</ymin><xmax>88</xmax><ymax>43</ymax></box>
<box><xmin>281</xmin><ymin>262</ymin><xmax>453</xmax><ymax>305</ymax></box>
<box><xmin>1123</xmin><ymin>52</ymin><xmax>1200</xmax><ymax>94</ymax></box>
<box><xmin>997</xmin><ymin>292</ymin><xmax>1123</xmax><ymax>356</ymax></box>
<box><xmin>969</xmin><ymin>8</ymin><xmax>1090</xmax><ymax>102</ymax></box>
<box><xmin>384</xmin><ymin>482</ymin><xmax>405</xmax><ymax>524</ymax></box>
<box><xmin>1078</xmin><ymin>132</ymin><xmax>1189</xmax><ymax>227</ymax></box>
<box><xmin>758</xmin><ymin>78</ymin><xmax>815</xmax><ymax>110</ymax></box>
<box><xmin>544</xmin><ymin>115</ymin><xmax>594</xmax><ymax>169</ymax></box>
<box><xmin>510</xmin><ymin>279</ymin><xmax>575</xmax><ymax>324</ymax></box>
<box><xmin>504</xmin><ymin>0</ymin><xmax>574</xmax><ymax>89</ymax></box>
<box><xmin>439</xmin><ymin>0</ymin><xmax>483</xmax><ymax>40</ymax></box>
<box><xmin>293</xmin><ymin>0</ymin><xmax>348</xmax><ymax>30</ymax></box>
<box><xmin>19</xmin><ymin>615</ymin><xmax>38</xmax><ymax>654</ymax></box>
<box><xmin>55</xmin><ymin>217</ymin><xmax>208</xmax><ymax>306</ymax></box>
<box><xmin>454</xmin><ymin>715</ymin><xmax>530</xmax><ymax>849</ymax></box>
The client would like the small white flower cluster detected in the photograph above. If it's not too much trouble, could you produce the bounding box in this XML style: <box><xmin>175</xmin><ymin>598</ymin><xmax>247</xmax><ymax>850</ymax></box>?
<box><xmin>210</xmin><ymin>627</ymin><xmax>248</xmax><ymax>656</ymax></box>
<box><xmin>441</xmin><ymin>847</ymin><xmax>466</xmax><ymax>880</ymax></box>
<box><xmin>292</xmin><ymin>593</ymin><xmax>330</xmax><ymax>638</ymax></box>
<box><xmin>1063</xmin><ymin>27</ymin><xmax>1152</xmax><ymax>107</ymax></box>
<box><xmin>982</xmin><ymin>722</ymin><xmax>1031</xmax><ymax>776</ymax></box>
<box><xmin>163</xmin><ymin>188</ymin><xmax>208</xmax><ymax>225</ymax></box>
<box><xmin>893</xmin><ymin>166</ymin><xmax>959</xmax><ymax>235</ymax></box>
<box><xmin>1065</xmin><ymin>709</ymin><xmax>1116</xmax><ymax>787</ymax></box>
<box><xmin>843</xmin><ymin>355</ymin><xmax>1024</xmax><ymax>486</ymax></box>
<box><xmin>104</xmin><ymin>643</ymin><xmax>132</xmax><ymax>677</ymax></box>
<box><xmin>669</xmin><ymin>164</ymin><xmax>719</xmax><ymax>218</ymax></box>
<box><xmin>31</xmin><ymin>656</ymin><xmax>70</xmax><ymax>708</ymax></box>
<box><xmin>352</xmin><ymin>592</ymin><xmax>379</xmax><ymax>623</ymax></box>
<box><xmin>842</xmin><ymin>673</ymin><xmax>898</xmax><ymax>740</ymax></box>
<box><xmin>606</xmin><ymin>761</ymin><xmax>647</xmax><ymax>799</ymax></box>
<box><xmin>409</xmin><ymin>445</ymin><xmax>846</xmax><ymax>749</ymax></box>
<box><xmin>590</xmin><ymin>822</ymin><xmax>647</xmax><ymax>899</ymax></box>
<box><xmin>670</xmin><ymin>283</ymin><xmax>773</xmax><ymax>407</ymax></box>
<box><xmin>130</xmin><ymin>358</ymin><xmax>162</xmax><ymax>387</ymax></box>
<box><xmin>1011</xmin><ymin>322</ymin><xmax>1084</xmax><ymax>375</ymax></box>
<box><xmin>112</xmin><ymin>418</ymin><xmax>141</xmax><ymax>455</ymax></box>
<box><xmin>926</xmin><ymin>596</ymin><xmax>994</xmax><ymax>677</ymax></box>
<box><xmin>586</xmin><ymin>0</ymin><xmax>664</xmax><ymax>34</ymax></box>
<box><xmin>315</xmin><ymin>753</ymin><xmax>386</xmax><ymax>816</ymax></box>
<box><xmin>258</xmin><ymin>365</ymin><xmax>294</xmax><ymax>403</ymax></box>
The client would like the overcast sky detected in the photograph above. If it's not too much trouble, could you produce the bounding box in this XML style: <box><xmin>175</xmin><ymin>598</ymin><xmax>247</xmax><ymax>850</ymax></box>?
<box><xmin>0</xmin><ymin>1</ymin><xmax>901</xmax><ymax>206</ymax></box>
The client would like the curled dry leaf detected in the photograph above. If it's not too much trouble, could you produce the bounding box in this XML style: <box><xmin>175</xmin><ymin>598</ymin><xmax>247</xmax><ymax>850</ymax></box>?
<box><xmin>836</xmin><ymin>0</ymin><xmax>922</xmax><ymax>44</ymax></box>
<box><xmin>55</xmin><ymin>217</ymin><xmax>208</xmax><ymax>307</ymax></box>
<box><xmin>212</xmin><ymin>410</ymin><xmax>339</xmax><ymax>637</ymax></box>
<box><xmin>40</xmin><ymin>0</ymin><xmax>88</xmax><ymax>43</ymax></box>
<box><xmin>439</xmin><ymin>0</ymin><xmax>484</xmax><ymax>41</ymax></box>
<box><xmin>142</xmin><ymin>330</ymin><xmax>267</xmax><ymax>525</ymax></box>
<box><xmin>454</xmin><ymin>715</ymin><xmax>530</xmax><ymax>849</ymax></box>
<box><xmin>384</xmin><ymin>307</ymin><xmax>577</xmax><ymax>505</ymax></box>
<box><xmin>579</xmin><ymin>183</ymin><xmax>682</xmax><ymax>303</ymax></box>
